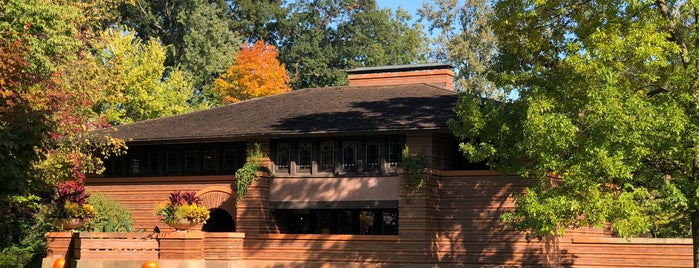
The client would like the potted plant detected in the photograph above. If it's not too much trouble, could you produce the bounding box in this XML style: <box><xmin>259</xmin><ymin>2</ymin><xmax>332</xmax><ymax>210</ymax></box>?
<box><xmin>52</xmin><ymin>179</ymin><xmax>96</xmax><ymax>230</ymax></box>
<box><xmin>155</xmin><ymin>191</ymin><xmax>210</xmax><ymax>231</ymax></box>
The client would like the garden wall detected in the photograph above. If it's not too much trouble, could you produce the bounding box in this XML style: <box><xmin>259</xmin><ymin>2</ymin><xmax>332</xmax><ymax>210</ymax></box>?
<box><xmin>436</xmin><ymin>172</ymin><xmax>692</xmax><ymax>267</ymax></box>
<box><xmin>81</xmin><ymin>172</ymin><xmax>693</xmax><ymax>267</ymax></box>
<box><xmin>86</xmin><ymin>175</ymin><xmax>235</xmax><ymax>231</ymax></box>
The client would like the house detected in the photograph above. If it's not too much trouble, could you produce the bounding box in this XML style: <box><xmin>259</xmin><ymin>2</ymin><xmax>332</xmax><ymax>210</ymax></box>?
<box><xmin>76</xmin><ymin>64</ymin><xmax>692</xmax><ymax>267</ymax></box>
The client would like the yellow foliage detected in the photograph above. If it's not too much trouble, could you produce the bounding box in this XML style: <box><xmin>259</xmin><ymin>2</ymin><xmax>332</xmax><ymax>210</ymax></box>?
<box><xmin>214</xmin><ymin>40</ymin><xmax>291</xmax><ymax>103</ymax></box>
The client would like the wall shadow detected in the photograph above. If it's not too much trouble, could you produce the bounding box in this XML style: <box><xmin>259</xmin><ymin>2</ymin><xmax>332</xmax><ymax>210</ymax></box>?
<box><xmin>436</xmin><ymin>175</ymin><xmax>574</xmax><ymax>267</ymax></box>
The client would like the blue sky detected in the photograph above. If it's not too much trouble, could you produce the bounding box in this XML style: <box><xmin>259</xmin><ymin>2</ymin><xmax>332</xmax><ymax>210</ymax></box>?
<box><xmin>375</xmin><ymin>0</ymin><xmax>425</xmax><ymax>20</ymax></box>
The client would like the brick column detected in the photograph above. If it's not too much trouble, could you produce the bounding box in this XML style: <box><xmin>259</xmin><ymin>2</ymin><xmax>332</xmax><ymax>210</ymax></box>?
<box><xmin>398</xmin><ymin>175</ymin><xmax>440</xmax><ymax>265</ymax></box>
<box><xmin>236</xmin><ymin>172</ymin><xmax>272</xmax><ymax>235</ymax></box>
<box><xmin>42</xmin><ymin>232</ymin><xmax>75</xmax><ymax>267</ymax></box>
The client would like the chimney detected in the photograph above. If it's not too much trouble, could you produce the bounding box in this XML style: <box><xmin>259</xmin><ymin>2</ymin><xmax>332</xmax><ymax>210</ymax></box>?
<box><xmin>346</xmin><ymin>63</ymin><xmax>455</xmax><ymax>91</ymax></box>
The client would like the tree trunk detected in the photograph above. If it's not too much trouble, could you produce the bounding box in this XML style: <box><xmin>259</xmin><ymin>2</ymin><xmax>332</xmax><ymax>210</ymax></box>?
<box><xmin>692</xmin><ymin>210</ymin><xmax>699</xmax><ymax>268</ymax></box>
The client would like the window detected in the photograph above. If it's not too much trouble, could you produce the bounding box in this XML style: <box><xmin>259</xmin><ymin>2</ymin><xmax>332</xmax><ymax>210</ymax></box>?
<box><xmin>104</xmin><ymin>142</ymin><xmax>245</xmax><ymax>177</ymax></box>
<box><xmin>342</xmin><ymin>140</ymin><xmax>358</xmax><ymax>172</ymax></box>
<box><xmin>297</xmin><ymin>142</ymin><xmax>312</xmax><ymax>172</ymax></box>
<box><xmin>184</xmin><ymin>150</ymin><xmax>198</xmax><ymax>174</ymax></box>
<box><xmin>203</xmin><ymin>149</ymin><xmax>217</xmax><ymax>172</ymax></box>
<box><xmin>319</xmin><ymin>141</ymin><xmax>334</xmax><ymax>172</ymax></box>
<box><xmin>110</xmin><ymin>158</ymin><xmax>124</xmax><ymax>177</ymax></box>
<box><xmin>129</xmin><ymin>154</ymin><xmax>142</xmax><ymax>176</ymax></box>
<box><xmin>276</xmin><ymin>142</ymin><xmax>290</xmax><ymax>172</ymax></box>
<box><xmin>365</xmin><ymin>140</ymin><xmax>380</xmax><ymax>171</ymax></box>
<box><xmin>148</xmin><ymin>152</ymin><xmax>160</xmax><ymax>176</ymax></box>
<box><xmin>272</xmin><ymin>209</ymin><xmax>398</xmax><ymax>235</ymax></box>
<box><xmin>387</xmin><ymin>139</ymin><xmax>403</xmax><ymax>168</ymax></box>
<box><xmin>270</xmin><ymin>136</ymin><xmax>406</xmax><ymax>176</ymax></box>
<box><xmin>166</xmin><ymin>151</ymin><xmax>179</xmax><ymax>175</ymax></box>
<box><xmin>222</xmin><ymin>148</ymin><xmax>237</xmax><ymax>173</ymax></box>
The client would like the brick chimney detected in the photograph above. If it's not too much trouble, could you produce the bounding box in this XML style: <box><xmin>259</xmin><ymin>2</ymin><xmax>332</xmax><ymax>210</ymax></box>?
<box><xmin>346</xmin><ymin>63</ymin><xmax>455</xmax><ymax>91</ymax></box>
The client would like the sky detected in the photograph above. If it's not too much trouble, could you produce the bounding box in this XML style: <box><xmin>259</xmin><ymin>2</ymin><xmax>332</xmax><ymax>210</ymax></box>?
<box><xmin>375</xmin><ymin>0</ymin><xmax>425</xmax><ymax>21</ymax></box>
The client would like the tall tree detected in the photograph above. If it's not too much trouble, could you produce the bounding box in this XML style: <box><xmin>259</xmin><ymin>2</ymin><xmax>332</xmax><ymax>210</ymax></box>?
<box><xmin>92</xmin><ymin>27</ymin><xmax>197</xmax><ymax>125</ymax></box>
<box><xmin>214</xmin><ymin>40</ymin><xmax>291</xmax><ymax>103</ymax></box>
<box><xmin>279</xmin><ymin>0</ymin><xmax>427</xmax><ymax>89</ymax></box>
<box><xmin>229</xmin><ymin>0</ymin><xmax>287</xmax><ymax>44</ymax></box>
<box><xmin>419</xmin><ymin>0</ymin><xmax>498</xmax><ymax>96</ymax></box>
<box><xmin>451</xmin><ymin>0</ymin><xmax>699</xmax><ymax>266</ymax></box>
<box><xmin>117</xmin><ymin>0</ymin><xmax>240</xmax><ymax>98</ymax></box>
<box><xmin>0</xmin><ymin>0</ymin><xmax>125</xmax><ymax>265</ymax></box>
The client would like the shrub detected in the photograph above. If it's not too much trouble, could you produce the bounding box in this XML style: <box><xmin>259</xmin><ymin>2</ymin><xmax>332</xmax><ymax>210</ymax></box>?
<box><xmin>82</xmin><ymin>193</ymin><xmax>133</xmax><ymax>232</ymax></box>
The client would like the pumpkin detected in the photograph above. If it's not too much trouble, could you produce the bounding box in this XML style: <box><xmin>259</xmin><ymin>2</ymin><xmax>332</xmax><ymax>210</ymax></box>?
<box><xmin>141</xmin><ymin>261</ymin><xmax>159</xmax><ymax>268</ymax></box>
<box><xmin>52</xmin><ymin>258</ymin><xmax>65</xmax><ymax>268</ymax></box>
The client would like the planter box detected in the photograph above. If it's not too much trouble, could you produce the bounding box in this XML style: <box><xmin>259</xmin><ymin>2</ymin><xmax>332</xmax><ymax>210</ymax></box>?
<box><xmin>73</xmin><ymin>232</ymin><xmax>158</xmax><ymax>260</ymax></box>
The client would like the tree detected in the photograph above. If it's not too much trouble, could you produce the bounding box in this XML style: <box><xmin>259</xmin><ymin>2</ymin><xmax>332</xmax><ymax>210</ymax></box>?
<box><xmin>214</xmin><ymin>40</ymin><xmax>291</xmax><ymax>103</ymax></box>
<box><xmin>92</xmin><ymin>27</ymin><xmax>197</xmax><ymax>125</ymax></box>
<box><xmin>419</xmin><ymin>0</ymin><xmax>498</xmax><ymax>96</ymax></box>
<box><xmin>178</xmin><ymin>0</ymin><xmax>241</xmax><ymax>99</ymax></box>
<box><xmin>451</xmin><ymin>0</ymin><xmax>699</xmax><ymax>266</ymax></box>
<box><xmin>278</xmin><ymin>0</ymin><xmax>427</xmax><ymax>89</ymax></box>
<box><xmin>0</xmin><ymin>0</ymin><xmax>125</xmax><ymax>265</ymax></box>
<box><xmin>229</xmin><ymin>0</ymin><xmax>287</xmax><ymax>44</ymax></box>
<box><xmin>117</xmin><ymin>0</ymin><xmax>241</xmax><ymax>98</ymax></box>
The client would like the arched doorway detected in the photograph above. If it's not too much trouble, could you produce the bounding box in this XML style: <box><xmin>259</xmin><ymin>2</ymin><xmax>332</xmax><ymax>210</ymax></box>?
<box><xmin>196</xmin><ymin>186</ymin><xmax>237</xmax><ymax>232</ymax></box>
<box><xmin>202</xmin><ymin>208</ymin><xmax>236</xmax><ymax>232</ymax></box>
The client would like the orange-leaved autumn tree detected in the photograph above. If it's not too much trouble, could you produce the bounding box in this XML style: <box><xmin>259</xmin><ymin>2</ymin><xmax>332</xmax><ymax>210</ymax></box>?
<box><xmin>214</xmin><ymin>40</ymin><xmax>290</xmax><ymax>104</ymax></box>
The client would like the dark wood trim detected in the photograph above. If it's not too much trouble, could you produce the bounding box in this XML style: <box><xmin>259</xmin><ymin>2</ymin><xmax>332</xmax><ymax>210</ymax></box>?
<box><xmin>270</xmin><ymin>200</ymin><xmax>398</xmax><ymax>209</ymax></box>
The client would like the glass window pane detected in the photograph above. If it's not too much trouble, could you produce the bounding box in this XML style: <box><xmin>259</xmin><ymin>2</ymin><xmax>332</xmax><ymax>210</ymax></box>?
<box><xmin>298</xmin><ymin>142</ymin><xmax>312</xmax><ymax>170</ymax></box>
<box><xmin>365</xmin><ymin>140</ymin><xmax>380</xmax><ymax>169</ymax></box>
<box><xmin>222</xmin><ymin>148</ymin><xmax>236</xmax><ymax>172</ymax></box>
<box><xmin>203</xmin><ymin>149</ymin><xmax>216</xmax><ymax>172</ymax></box>
<box><xmin>359</xmin><ymin>211</ymin><xmax>374</xmax><ymax>235</ymax></box>
<box><xmin>382</xmin><ymin>210</ymin><xmax>398</xmax><ymax>235</ymax></box>
<box><xmin>184</xmin><ymin>150</ymin><xmax>198</xmax><ymax>174</ymax></box>
<box><xmin>388</xmin><ymin>139</ymin><xmax>403</xmax><ymax>168</ymax></box>
<box><xmin>338</xmin><ymin>210</ymin><xmax>352</xmax><ymax>234</ymax></box>
<box><xmin>167</xmin><ymin>151</ymin><xmax>179</xmax><ymax>174</ymax></box>
<box><xmin>320</xmin><ymin>141</ymin><xmax>334</xmax><ymax>171</ymax></box>
<box><xmin>148</xmin><ymin>152</ymin><xmax>160</xmax><ymax>175</ymax></box>
<box><xmin>276</xmin><ymin>143</ymin><xmax>290</xmax><ymax>169</ymax></box>
<box><xmin>111</xmin><ymin>158</ymin><xmax>124</xmax><ymax>177</ymax></box>
<box><xmin>343</xmin><ymin>140</ymin><xmax>357</xmax><ymax>171</ymax></box>
<box><xmin>129</xmin><ymin>154</ymin><xmax>141</xmax><ymax>176</ymax></box>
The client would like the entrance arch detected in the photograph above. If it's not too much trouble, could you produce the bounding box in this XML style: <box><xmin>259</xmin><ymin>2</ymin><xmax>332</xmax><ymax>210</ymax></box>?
<box><xmin>203</xmin><ymin>209</ymin><xmax>236</xmax><ymax>232</ymax></box>
<box><xmin>196</xmin><ymin>186</ymin><xmax>237</xmax><ymax>231</ymax></box>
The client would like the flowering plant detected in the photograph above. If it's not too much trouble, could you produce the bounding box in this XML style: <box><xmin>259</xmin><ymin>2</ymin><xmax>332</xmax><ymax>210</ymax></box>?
<box><xmin>53</xmin><ymin>179</ymin><xmax>96</xmax><ymax>220</ymax></box>
<box><xmin>155</xmin><ymin>191</ymin><xmax>210</xmax><ymax>225</ymax></box>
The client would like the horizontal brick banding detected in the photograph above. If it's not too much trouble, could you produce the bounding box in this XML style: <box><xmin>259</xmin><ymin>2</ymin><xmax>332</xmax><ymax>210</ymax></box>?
<box><xmin>72</xmin><ymin>232</ymin><xmax>158</xmax><ymax>260</ymax></box>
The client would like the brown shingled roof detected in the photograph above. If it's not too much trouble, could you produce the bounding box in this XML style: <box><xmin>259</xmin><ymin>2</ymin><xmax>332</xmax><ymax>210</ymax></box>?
<box><xmin>105</xmin><ymin>83</ymin><xmax>458</xmax><ymax>142</ymax></box>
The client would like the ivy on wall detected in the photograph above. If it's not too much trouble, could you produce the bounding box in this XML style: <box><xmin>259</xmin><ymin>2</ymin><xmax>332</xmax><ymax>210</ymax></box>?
<box><xmin>235</xmin><ymin>143</ymin><xmax>272</xmax><ymax>203</ymax></box>
<box><xmin>400</xmin><ymin>146</ymin><xmax>430</xmax><ymax>192</ymax></box>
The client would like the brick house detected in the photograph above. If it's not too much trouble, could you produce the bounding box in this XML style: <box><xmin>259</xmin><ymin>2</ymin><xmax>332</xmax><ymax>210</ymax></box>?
<box><xmin>81</xmin><ymin>64</ymin><xmax>691</xmax><ymax>267</ymax></box>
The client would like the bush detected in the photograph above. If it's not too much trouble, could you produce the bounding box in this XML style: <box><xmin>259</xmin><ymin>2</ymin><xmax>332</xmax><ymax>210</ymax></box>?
<box><xmin>81</xmin><ymin>193</ymin><xmax>133</xmax><ymax>232</ymax></box>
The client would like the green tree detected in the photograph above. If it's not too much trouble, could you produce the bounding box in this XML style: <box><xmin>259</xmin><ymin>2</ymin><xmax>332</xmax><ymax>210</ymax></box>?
<box><xmin>0</xmin><ymin>0</ymin><xmax>125</xmax><ymax>265</ymax></box>
<box><xmin>117</xmin><ymin>0</ymin><xmax>241</xmax><ymax>99</ymax></box>
<box><xmin>92</xmin><ymin>27</ymin><xmax>197</xmax><ymax>125</ymax></box>
<box><xmin>279</xmin><ymin>0</ymin><xmax>427</xmax><ymax>89</ymax></box>
<box><xmin>451</xmin><ymin>0</ymin><xmax>699</xmax><ymax>266</ymax></box>
<box><xmin>419</xmin><ymin>0</ymin><xmax>498</xmax><ymax>96</ymax></box>
<box><xmin>229</xmin><ymin>0</ymin><xmax>287</xmax><ymax>44</ymax></box>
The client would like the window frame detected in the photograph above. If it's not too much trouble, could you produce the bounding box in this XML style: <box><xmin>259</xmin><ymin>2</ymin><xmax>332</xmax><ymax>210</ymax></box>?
<box><xmin>271</xmin><ymin>135</ymin><xmax>404</xmax><ymax>177</ymax></box>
